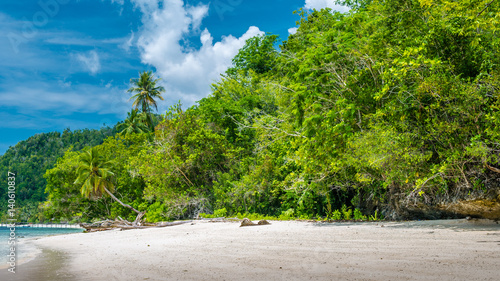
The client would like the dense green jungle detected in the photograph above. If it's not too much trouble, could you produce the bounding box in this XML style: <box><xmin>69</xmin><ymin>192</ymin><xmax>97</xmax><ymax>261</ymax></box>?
<box><xmin>2</xmin><ymin>0</ymin><xmax>500</xmax><ymax>223</ymax></box>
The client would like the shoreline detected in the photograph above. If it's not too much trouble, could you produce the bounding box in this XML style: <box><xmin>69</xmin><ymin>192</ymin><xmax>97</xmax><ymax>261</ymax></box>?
<box><xmin>0</xmin><ymin>239</ymin><xmax>41</xmax><ymax>271</ymax></box>
<box><xmin>0</xmin><ymin>227</ymin><xmax>84</xmax><ymax>271</ymax></box>
<box><xmin>0</xmin><ymin>247</ymin><xmax>72</xmax><ymax>281</ymax></box>
<box><xmin>4</xmin><ymin>219</ymin><xmax>500</xmax><ymax>280</ymax></box>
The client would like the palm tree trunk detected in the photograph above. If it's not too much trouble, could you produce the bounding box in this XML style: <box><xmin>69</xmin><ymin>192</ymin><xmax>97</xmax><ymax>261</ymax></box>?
<box><xmin>146</xmin><ymin>112</ymin><xmax>155</xmax><ymax>131</ymax></box>
<box><xmin>104</xmin><ymin>187</ymin><xmax>145</xmax><ymax>225</ymax></box>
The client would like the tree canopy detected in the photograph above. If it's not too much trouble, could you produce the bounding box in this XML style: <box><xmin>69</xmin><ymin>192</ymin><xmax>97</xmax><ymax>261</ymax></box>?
<box><xmin>0</xmin><ymin>126</ymin><xmax>117</xmax><ymax>222</ymax></box>
<box><xmin>6</xmin><ymin>0</ymin><xmax>500</xmax><ymax>222</ymax></box>
<box><xmin>128</xmin><ymin>71</ymin><xmax>165</xmax><ymax>113</ymax></box>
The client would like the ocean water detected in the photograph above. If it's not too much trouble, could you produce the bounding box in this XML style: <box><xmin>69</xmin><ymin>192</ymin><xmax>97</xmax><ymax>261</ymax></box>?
<box><xmin>0</xmin><ymin>226</ymin><xmax>84</xmax><ymax>268</ymax></box>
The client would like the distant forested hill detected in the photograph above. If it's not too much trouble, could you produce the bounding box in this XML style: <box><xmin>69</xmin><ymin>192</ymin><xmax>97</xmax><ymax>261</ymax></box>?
<box><xmin>0</xmin><ymin>126</ymin><xmax>118</xmax><ymax>221</ymax></box>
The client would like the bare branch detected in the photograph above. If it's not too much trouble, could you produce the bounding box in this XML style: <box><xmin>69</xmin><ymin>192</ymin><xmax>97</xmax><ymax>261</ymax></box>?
<box><xmin>477</xmin><ymin>0</ymin><xmax>496</xmax><ymax>17</ymax></box>
<box><xmin>485</xmin><ymin>162</ymin><xmax>500</xmax><ymax>174</ymax></box>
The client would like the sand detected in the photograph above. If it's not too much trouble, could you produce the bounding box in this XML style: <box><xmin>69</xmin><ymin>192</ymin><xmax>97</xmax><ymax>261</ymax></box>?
<box><xmin>2</xmin><ymin>219</ymin><xmax>499</xmax><ymax>280</ymax></box>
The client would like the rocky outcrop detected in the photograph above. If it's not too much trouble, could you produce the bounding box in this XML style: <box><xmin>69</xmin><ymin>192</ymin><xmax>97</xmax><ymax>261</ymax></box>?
<box><xmin>384</xmin><ymin>196</ymin><xmax>500</xmax><ymax>221</ymax></box>
<box><xmin>439</xmin><ymin>198</ymin><xmax>500</xmax><ymax>220</ymax></box>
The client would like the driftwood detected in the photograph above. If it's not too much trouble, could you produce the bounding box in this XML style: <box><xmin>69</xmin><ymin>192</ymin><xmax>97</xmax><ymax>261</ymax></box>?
<box><xmin>198</xmin><ymin>217</ymin><xmax>245</xmax><ymax>223</ymax></box>
<box><xmin>198</xmin><ymin>217</ymin><xmax>226</xmax><ymax>222</ymax></box>
<box><xmin>80</xmin><ymin>219</ymin><xmax>192</xmax><ymax>232</ymax></box>
<box><xmin>133</xmin><ymin>211</ymin><xmax>146</xmax><ymax>226</ymax></box>
<box><xmin>157</xmin><ymin>221</ymin><xmax>192</xmax><ymax>227</ymax></box>
<box><xmin>117</xmin><ymin>216</ymin><xmax>132</xmax><ymax>226</ymax></box>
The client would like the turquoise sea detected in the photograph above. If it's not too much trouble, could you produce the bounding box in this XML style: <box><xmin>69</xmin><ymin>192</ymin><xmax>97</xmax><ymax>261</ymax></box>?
<box><xmin>0</xmin><ymin>226</ymin><xmax>83</xmax><ymax>267</ymax></box>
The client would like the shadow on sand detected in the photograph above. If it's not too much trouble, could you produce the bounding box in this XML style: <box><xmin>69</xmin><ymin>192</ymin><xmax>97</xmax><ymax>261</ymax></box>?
<box><xmin>307</xmin><ymin>218</ymin><xmax>500</xmax><ymax>232</ymax></box>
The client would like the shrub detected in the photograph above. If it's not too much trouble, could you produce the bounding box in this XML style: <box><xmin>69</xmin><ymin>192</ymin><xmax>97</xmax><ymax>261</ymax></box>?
<box><xmin>331</xmin><ymin>209</ymin><xmax>342</xmax><ymax>220</ymax></box>
<box><xmin>213</xmin><ymin>207</ymin><xmax>227</xmax><ymax>217</ymax></box>
<box><xmin>353</xmin><ymin>208</ymin><xmax>367</xmax><ymax>220</ymax></box>
<box><xmin>341</xmin><ymin>205</ymin><xmax>352</xmax><ymax>220</ymax></box>
<box><xmin>369</xmin><ymin>210</ymin><xmax>383</xmax><ymax>221</ymax></box>
<box><xmin>279</xmin><ymin>208</ymin><xmax>295</xmax><ymax>220</ymax></box>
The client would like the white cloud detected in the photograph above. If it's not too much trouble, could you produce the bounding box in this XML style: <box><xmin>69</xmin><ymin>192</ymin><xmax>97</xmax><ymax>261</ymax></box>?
<box><xmin>0</xmin><ymin>81</ymin><xmax>129</xmax><ymax>116</ymax></box>
<box><xmin>128</xmin><ymin>0</ymin><xmax>263</xmax><ymax>107</ymax></box>
<box><xmin>45</xmin><ymin>35</ymin><xmax>127</xmax><ymax>46</ymax></box>
<box><xmin>304</xmin><ymin>0</ymin><xmax>350</xmax><ymax>13</ymax></box>
<box><xmin>121</xmin><ymin>31</ymin><xmax>135</xmax><ymax>52</ymax></box>
<box><xmin>0</xmin><ymin>111</ymin><xmax>98</xmax><ymax>130</ymax></box>
<box><xmin>187</xmin><ymin>4</ymin><xmax>209</xmax><ymax>31</ymax></box>
<box><xmin>130</xmin><ymin>0</ymin><xmax>159</xmax><ymax>14</ymax></box>
<box><xmin>0</xmin><ymin>11</ymin><xmax>132</xmax><ymax>131</ymax></box>
<box><xmin>288</xmin><ymin>27</ymin><xmax>298</xmax><ymax>35</ymax></box>
<box><xmin>75</xmin><ymin>50</ymin><xmax>101</xmax><ymax>75</ymax></box>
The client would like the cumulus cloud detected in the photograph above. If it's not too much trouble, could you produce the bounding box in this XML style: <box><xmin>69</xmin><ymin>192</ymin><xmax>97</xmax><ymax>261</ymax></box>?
<box><xmin>288</xmin><ymin>27</ymin><xmax>298</xmax><ymax>35</ymax></box>
<box><xmin>304</xmin><ymin>0</ymin><xmax>350</xmax><ymax>13</ymax></box>
<box><xmin>126</xmin><ymin>0</ymin><xmax>263</xmax><ymax>106</ymax></box>
<box><xmin>75</xmin><ymin>50</ymin><xmax>101</xmax><ymax>75</ymax></box>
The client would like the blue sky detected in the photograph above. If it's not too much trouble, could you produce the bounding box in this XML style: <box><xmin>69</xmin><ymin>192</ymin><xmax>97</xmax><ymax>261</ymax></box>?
<box><xmin>0</xmin><ymin>0</ymin><xmax>348</xmax><ymax>155</ymax></box>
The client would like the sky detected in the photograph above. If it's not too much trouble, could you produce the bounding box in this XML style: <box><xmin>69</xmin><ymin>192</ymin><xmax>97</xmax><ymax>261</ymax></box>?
<box><xmin>0</xmin><ymin>0</ymin><xmax>349</xmax><ymax>155</ymax></box>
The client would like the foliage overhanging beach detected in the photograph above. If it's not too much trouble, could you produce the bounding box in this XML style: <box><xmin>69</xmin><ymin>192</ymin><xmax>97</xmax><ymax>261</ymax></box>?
<box><xmin>1</xmin><ymin>0</ymin><xmax>500</xmax><ymax>225</ymax></box>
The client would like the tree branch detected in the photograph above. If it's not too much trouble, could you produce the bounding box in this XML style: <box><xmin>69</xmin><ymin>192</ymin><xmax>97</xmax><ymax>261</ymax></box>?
<box><xmin>485</xmin><ymin>162</ymin><xmax>500</xmax><ymax>174</ymax></box>
<box><xmin>104</xmin><ymin>187</ymin><xmax>141</xmax><ymax>214</ymax></box>
<box><xmin>477</xmin><ymin>0</ymin><xmax>496</xmax><ymax>17</ymax></box>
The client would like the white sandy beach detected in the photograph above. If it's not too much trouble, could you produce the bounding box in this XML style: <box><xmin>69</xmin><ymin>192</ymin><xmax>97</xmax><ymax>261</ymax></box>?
<box><xmin>3</xmin><ymin>219</ymin><xmax>500</xmax><ymax>281</ymax></box>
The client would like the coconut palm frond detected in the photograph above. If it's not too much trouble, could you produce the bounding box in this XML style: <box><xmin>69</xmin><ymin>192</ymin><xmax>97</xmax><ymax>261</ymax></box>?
<box><xmin>127</xmin><ymin>71</ymin><xmax>166</xmax><ymax>131</ymax></box>
<box><xmin>73</xmin><ymin>147</ymin><xmax>144</xmax><ymax>222</ymax></box>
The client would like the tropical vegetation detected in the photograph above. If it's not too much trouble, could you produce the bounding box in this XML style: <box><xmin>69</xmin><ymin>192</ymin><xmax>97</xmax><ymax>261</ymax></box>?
<box><xmin>127</xmin><ymin>71</ymin><xmax>165</xmax><ymax>131</ymax></box>
<box><xmin>74</xmin><ymin>147</ymin><xmax>145</xmax><ymax>224</ymax></box>
<box><xmin>2</xmin><ymin>0</ymin><xmax>500</xmax><ymax>223</ymax></box>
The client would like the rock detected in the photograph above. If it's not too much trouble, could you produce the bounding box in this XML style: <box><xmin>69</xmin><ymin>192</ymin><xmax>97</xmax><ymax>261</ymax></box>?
<box><xmin>440</xmin><ymin>199</ymin><xmax>500</xmax><ymax>220</ymax></box>
<box><xmin>240</xmin><ymin>219</ymin><xmax>271</xmax><ymax>227</ymax></box>
<box><xmin>240</xmin><ymin>218</ymin><xmax>256</xmax><ymax>227</ymax></box>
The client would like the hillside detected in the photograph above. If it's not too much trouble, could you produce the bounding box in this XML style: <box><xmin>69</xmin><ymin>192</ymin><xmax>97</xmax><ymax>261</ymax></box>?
<box><xmin>0</xmin><ymin>127</ymin><xmax>117</xmax><ymax>221</ymax></box>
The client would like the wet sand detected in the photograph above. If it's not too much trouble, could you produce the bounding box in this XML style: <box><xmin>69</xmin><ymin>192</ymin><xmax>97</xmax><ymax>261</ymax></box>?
<box><xmin>3</xmin><ymin>219</ymin><xmax>500</xmax><ymax>280</ymax></box>
<box><xmin>0</xmin><ymin>248</ymin><xmax>74</xmax><ymax>281</ymax></box>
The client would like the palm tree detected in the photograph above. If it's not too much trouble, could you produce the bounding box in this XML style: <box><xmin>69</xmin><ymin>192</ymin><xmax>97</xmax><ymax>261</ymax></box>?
<box><xmin>74</xmin><ymin>147</ymin><xmax>145</xmax><ymax>225</ymax></box>
<box><xmin>127</xmin><ymin>71</ymin><xmax>165</xmax><ymax>130</ymax></box>
<box><xmin>117</xmin><ymin>109</ymin><xmax>150</xmax><ymax>136</ymax></box>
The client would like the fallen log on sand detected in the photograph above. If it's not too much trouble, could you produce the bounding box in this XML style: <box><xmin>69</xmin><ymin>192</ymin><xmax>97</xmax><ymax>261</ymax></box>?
<box><xmin>80</xmin><ymin>219</ymin><xmax>192</xmax><ymax>232</ymax></box>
